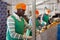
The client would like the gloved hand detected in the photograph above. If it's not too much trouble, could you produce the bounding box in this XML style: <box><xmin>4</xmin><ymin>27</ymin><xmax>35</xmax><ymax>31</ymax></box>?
<box><xmin>41</xmin><ymin>21</ymin><xmax>47</xmax><ymax>27</ymax></box>
<box><xmin>36</xmin><ymin>30</ymin><xmax>40</xmax><ymax>36</ymax></box>
<box><xmin>23</xmin><ymin>34</ymin><xmax>32</xmax><ymax>39</ymax></box>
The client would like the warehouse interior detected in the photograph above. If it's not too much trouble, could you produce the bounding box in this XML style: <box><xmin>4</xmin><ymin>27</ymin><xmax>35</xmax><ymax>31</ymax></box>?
<box><xmin>0</xmin><ymin>0</ymin><xmax>60</xmax><ymax>40</ymax></box>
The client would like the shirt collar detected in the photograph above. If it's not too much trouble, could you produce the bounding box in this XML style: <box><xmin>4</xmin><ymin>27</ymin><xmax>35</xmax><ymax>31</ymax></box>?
<box><xmin>12</xmin><ymin>13</ymin><xmax>22</xmax><ymax>21</ymax></box>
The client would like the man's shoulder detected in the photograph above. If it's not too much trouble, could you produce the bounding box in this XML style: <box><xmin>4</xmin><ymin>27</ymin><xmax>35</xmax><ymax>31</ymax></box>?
<box><xmin>7</xmin><ymin>16</ymin><xmax>13</xmax><ymax>20</ymax></box>
<box><xmin>8</xmin><ymin>16</ymin><xmax>11</xmax><ymax>18</ymax></box>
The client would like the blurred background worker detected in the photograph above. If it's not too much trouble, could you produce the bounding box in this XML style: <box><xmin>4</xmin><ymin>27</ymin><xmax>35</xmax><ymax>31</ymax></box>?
<box><xmin>6</xmin><ymin>3</ymin><xmax>32</xmax><ymax>40</ymax></box>
<box><xmin>26</xmin><ymin>10</ymin><xmax>41</xmax><ymax>38</ymax></box>
<box><xmin>43</xmin><ymin>8</ymin><xmax>51</xmax><ymax>25</ymax></box>
<box><xmin>29</xmin><ymin>10</ymin><xmax>41</xmax><ymax>30</ymax></box>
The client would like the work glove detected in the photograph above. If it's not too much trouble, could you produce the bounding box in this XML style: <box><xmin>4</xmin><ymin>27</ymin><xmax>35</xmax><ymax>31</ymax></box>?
<box><xmin>23</xmin><ymin>34</ymin><xmax>32</xmax><ymax>39</ymax></box>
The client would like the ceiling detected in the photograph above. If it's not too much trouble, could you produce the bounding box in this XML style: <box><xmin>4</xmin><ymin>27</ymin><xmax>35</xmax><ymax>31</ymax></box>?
<box><xmin>3</xmin><ymin>0</ymin><xmax>60</xmax><ymax>13</ymax></box>
<box><xmin>3</xmin><ymin>0</ymin><xmax>50</xmax><ymax>5</ymax></box>
<box><xmin>3</xmin><ymin>0</ymin><xmax>57</xmax><ymax>7</ymax></box>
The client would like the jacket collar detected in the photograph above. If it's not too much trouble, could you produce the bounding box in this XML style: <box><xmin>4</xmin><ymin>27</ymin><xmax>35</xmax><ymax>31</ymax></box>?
<box><xmin>12</xmin><ymin>13</ymin><xmax>22</xmax><ymax>21</ymax></box>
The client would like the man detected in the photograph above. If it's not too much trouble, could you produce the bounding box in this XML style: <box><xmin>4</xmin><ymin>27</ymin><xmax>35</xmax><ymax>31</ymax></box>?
<box><xmin>6</xmin><ymin>3</ymin><xmax>32</xmax><ymax>40</ymax></box>
<box><xmin>26</xmin><ymin>10</ymin><xmax>41</xmax><ymax>38</ymax></box>
<box><xmin>29</xmin><ymin>10</ymin><xmax>41</xmax><ymax>30</ymax></box>
<box><xmin>43</xmin><ymin>8</ymin><xmax>51</xmax><ymax>25</ymax></box>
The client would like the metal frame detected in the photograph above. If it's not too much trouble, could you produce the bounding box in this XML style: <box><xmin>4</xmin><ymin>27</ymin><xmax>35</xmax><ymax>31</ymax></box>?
<box><xmin>32</xmin><ymin>0</ymin><xmax>36</xmax><ymax>40</ymax></box>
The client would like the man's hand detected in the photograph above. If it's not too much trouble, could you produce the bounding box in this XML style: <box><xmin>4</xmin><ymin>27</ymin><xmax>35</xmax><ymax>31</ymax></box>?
<box><xmin>23</xmin><ymin>34</ymin><xmax>32</xmax><ymax>39</ymax></box>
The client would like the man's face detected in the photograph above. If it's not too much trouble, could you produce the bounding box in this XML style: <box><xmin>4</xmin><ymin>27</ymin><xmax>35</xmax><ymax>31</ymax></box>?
<box><xmin>36</xmin><ymin>14</ymin><xmax>39</xmax><ymax>18</ymax></box>
<box><xmin>45</xmin><ymin>9</ymin><xmax>50</xmax><ymax>15</ymax></box>
<box><xmin>17</xmin><ymin>9</ymin><xmax>25</xmax><ymax>16</ymax></box>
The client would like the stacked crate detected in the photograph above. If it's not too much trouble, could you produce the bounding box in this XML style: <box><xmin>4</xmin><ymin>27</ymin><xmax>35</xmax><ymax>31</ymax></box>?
<box><xmin>0</xmin><ymin>1</ymin><xmax>7</xmax><ymax>40</ymax></box>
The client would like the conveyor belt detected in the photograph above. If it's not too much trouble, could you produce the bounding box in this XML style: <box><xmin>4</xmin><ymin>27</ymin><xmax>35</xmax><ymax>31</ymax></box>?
<box><xmin>36</xmin><ymin>24</ymin><xmax>57</xmax><ymax>40</ymax></box>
